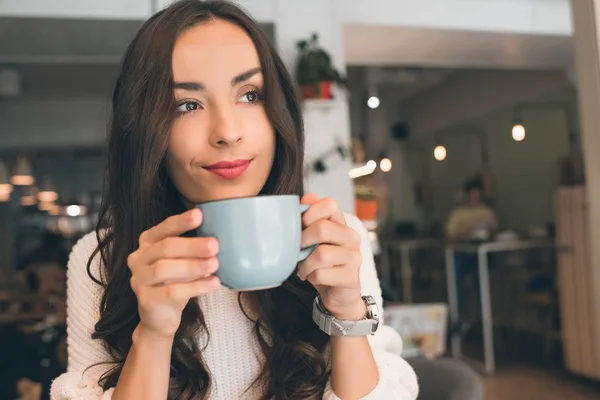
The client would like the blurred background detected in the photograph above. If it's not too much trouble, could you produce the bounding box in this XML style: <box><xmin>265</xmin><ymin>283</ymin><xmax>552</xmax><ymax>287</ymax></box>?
<box><xmin>2</xmin><ymin>0</ymin><xmax>600</xmax><ymax>399</ymax></box>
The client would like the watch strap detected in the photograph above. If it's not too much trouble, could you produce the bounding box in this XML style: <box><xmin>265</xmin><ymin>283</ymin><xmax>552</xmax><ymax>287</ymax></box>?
<box><xmin>312</xmin><ymin>295</ymin><xmax>379</xmax><ymax>337</ymax></box>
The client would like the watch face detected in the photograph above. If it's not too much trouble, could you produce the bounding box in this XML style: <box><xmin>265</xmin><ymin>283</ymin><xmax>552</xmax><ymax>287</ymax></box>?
<box><xmin>363</xmin><ymin>295</ymin><xmax>379</xmax><ymax>321</ymax></box>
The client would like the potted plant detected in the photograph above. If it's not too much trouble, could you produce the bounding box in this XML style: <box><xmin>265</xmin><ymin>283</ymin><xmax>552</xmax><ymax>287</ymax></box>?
<box><xmin>354</xmin><ymin>183</ymin><xmax>378</xmax><ymax>222</ymax></box>
<box><xmin>295</xmin><ymin>33</ymin><xmax>346</xmax><ymax>100</ymax></box>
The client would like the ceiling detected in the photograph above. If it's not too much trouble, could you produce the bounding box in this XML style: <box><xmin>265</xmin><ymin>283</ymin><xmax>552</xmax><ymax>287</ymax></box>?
<box><xmin>0</xmin><ymin>17</ymin><xmax>275</xmax><ymax>64</ymax></box>
<box><xmin>0</xmin><ymin>17</ymin><xmax>142</xmax><ymax>63</ymax></box>
<box><xmin>347</xmin><ymin>66</ymin><xmax>459</xmax><ymax>108</ymax></box>
<box><xmin>343</xmin><ymin>25</ymin><xmax>574</xmax><ymax>71</ymax></box>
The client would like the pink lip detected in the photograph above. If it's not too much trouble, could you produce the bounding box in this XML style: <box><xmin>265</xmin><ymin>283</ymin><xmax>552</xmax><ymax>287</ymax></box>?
<box><xmin>203</xmin><ymin>159</ymin><xmax>251</xmax><ymax>180</ymax></box>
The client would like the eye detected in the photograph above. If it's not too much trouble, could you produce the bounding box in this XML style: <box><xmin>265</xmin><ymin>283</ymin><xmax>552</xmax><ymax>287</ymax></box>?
<box><xmin>239</xmin><ymin>90</ymin><xmax>262</xmax><ymax>104</ymax></box>
<box><xmin>176</xmin><ymin>100</ymin><xmax>201</xmax><ymax>113</ymax></box>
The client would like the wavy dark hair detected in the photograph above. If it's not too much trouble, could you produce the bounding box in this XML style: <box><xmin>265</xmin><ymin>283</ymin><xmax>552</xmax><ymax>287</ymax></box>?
<box><xmin>87</xmin><ymin>1</ymin><xmax>330</xmax><ymax>399</ymax></box>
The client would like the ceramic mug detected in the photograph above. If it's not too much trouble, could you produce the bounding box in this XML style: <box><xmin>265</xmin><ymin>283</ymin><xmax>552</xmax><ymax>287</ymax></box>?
<box><xmin>195</xmin><ymin>195</ymin><xmax>315</xmax><ymax>291</ymax></box>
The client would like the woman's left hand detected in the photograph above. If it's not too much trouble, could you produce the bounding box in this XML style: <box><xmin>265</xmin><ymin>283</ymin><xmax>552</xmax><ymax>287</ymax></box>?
<box><xmin>297</xmin><ymin>193</ymin><xmax>366</xmax><ymax>321</ymax></box>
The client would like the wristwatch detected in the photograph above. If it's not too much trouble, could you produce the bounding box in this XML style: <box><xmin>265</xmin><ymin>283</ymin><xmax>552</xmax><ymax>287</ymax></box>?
<box><xmin>312</xmin><ymin>295</ymin><xmax>380</xmax><ymax>336</ymax></box>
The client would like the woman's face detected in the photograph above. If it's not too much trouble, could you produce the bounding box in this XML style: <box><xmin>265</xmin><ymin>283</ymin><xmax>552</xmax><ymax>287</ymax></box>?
<box><xmin>167</xmin><ymin>19</ymin><xmax>276</xmax><ymax>205</ymax></box>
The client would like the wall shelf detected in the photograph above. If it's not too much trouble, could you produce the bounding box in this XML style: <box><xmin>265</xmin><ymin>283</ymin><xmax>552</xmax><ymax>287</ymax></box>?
<box><xmin>302</xmin><ymin>98</ymin><xmax>335</xmax><ymax>112</ymax></box>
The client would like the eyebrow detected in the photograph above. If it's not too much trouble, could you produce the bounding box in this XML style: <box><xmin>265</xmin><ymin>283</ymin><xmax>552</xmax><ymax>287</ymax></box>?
<box><xmin>173</xmin><ymin>67</ymin><xmax>263</xmax><ymax>92</ymax></box>
<box><xmin>231</xmin><ymin>67</ymin><xmax>262</xmax><ymax>85</ymax></box>
<box><xmin>173</xmin><ymin>81</ymin><xmax>205</xmax><ymax>91</ymax></box>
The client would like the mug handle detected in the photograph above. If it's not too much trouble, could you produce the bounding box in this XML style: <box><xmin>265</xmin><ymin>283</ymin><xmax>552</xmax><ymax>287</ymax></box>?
<box><xmin>298</xmin><ymin>204</ymin><xmax>318</xmax><ymax>262</ymax></box>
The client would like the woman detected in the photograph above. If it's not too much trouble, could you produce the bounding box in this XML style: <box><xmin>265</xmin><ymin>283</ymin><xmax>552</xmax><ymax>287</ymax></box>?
<box><xmin>50</xmin><ymin>1</ymin><xmax>418</xmax><ymax>399</ymax></box>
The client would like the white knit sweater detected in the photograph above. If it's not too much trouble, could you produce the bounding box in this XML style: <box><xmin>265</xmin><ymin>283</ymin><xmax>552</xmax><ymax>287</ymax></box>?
<box><xmin>50</xmin><ymin>213</ymin><xmax>418</xmax><ymax>399</ymax></box>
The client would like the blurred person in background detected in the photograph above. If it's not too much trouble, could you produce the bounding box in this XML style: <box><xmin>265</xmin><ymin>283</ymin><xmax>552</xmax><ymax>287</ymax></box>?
<box><xmin>50</xmin><ymin>1</ymin><xmax>418</xmax><ymax>400</ymax></box>
<box><xmin>446</xmin><ymin>177</ymin><xmax>497</xmax><ymax>241</ymax></box>
<box><xmin>446</xmin><ymin>178</ymin><xmax>498</xmax><ymax>331</ymax></box>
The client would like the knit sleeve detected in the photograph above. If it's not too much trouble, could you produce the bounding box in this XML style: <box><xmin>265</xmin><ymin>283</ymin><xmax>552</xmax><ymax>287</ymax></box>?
<box><xmin>50</xmin><ymin>232</ymin><xmax>115</xmax><ymax>400</ymax></box>
<box><xmin>323</xmin><ymin>214</ymin><xmax>419</xmax><ymax>400</ymax></box>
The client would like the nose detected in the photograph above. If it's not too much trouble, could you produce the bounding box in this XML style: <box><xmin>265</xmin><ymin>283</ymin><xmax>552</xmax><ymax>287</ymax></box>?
<box><xmin>209</xmin><ymin>102</ymin><xmax>242</xmax><ymax>148</ymax></box>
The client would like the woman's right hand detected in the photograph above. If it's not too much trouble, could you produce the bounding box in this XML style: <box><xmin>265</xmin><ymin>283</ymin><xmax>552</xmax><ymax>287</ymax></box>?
<box><xmin>127</xmin><ymin>208</ymin><xmax>220</xmax><ymax>339</ymax></box>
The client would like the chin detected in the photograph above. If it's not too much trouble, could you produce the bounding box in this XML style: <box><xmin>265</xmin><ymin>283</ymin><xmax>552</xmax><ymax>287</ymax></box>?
<box><xmin>188</xmin><ymin>186</ymin><xmax>263</xmax><ymax>204</ymax></box>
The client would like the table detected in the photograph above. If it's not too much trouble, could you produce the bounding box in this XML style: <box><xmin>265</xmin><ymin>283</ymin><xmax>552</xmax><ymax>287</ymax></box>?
<box><xmin>444</xmin><ymin>239</ymin><xmax>564</xmax><ymax>374</ymax></box>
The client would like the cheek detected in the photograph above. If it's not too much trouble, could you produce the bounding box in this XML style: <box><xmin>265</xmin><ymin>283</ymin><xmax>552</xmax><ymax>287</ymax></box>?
<box><xmin>241</xmin><ymin>107</ymin><xmax>276</xmax><ymax>159</ymax></box>
<box><xmin>166</xmin><ymin>117</ymin><xmax>205</xmax><ymax>181</ymax></box>
<box><xmin>168</xmin><ymin>117</ymin><xmax>204</xmax><ymax>164</ymax></box>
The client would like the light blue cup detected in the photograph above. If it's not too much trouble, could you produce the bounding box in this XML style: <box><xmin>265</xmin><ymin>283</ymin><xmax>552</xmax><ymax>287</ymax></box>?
<box><xmin>195</xmin><ymin>195</ymin><xmax>315</xmax><ymax>291</ymax></box>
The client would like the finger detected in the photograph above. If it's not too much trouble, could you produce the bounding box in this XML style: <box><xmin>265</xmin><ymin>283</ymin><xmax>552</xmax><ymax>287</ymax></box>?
<box><xmin>305</xmin><ymin>265</ymin><xmax>358</xmax><ymax>288</ymax></box>
<box><xmin>301</xmin><ymin>219</ymin><xmax>361</xmax><ymax>249</ymax></box>
<box><xmin>301</xmin><ymin>196</ymin><xmax>346</xmax><ymax>227</ymax></box>
<box><xmin>301</xmin><ymin>193</ymin><xmax>320</xmax><ymax>206</ymax></box>
<box><xmin>132</xmin><ymin>257</ymin><xmax>219</xmax><ymax>287</ymax></box>
<box><xmin>158</xmin><ymin>276</ymin><xmax>221</xmax><ymax>301</ymax></box>
<box><xmin>130</xmin><ymin>236</ymin><xmax>218</xmax><ymax>268</ymax></box>
<box><xmin>139</xmin><ymin>209</ymin><xmax>202</xmax><ymax>246</ymax></box>
<box><xmin>297</xmin><ymin>245</ymin><xmax>360</xmax><ymax>280</ymax></box>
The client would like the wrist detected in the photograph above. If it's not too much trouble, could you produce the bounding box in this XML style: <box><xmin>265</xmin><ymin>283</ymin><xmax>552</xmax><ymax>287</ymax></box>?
<box><xmin>133</xmin><ymin>324</ymin><xmax>176</xmax><ymax>346</ymax></box>
<box><xmin>327</xmin><ymin>298</ymin><xmax>367</xmax><ymax>321</ymax></box>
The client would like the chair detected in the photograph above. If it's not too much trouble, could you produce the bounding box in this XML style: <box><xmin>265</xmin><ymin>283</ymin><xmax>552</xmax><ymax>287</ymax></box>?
<box><xmin>408</xmin><ymin>357</ymin><xmax>484</xmax><ymax>400</ymax></box>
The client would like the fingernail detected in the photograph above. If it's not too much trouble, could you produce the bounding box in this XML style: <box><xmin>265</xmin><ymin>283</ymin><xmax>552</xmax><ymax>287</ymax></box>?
<box><xmin>210</xmin><ymin>239</ymin><xmax>219</xmax><ymax>254</ymax></box>
<box><xmin>190</xmin><ymin>209</ymin><xmax>201</xmax><ymax>224</ymax></box>
<box><xmin>208</xmin><ymin>258</ymin><xmax>219</xmax><ymax>272</ymax></box>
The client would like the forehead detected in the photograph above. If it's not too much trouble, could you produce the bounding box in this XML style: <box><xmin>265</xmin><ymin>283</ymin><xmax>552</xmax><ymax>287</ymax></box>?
<box><xmin>172</xmin><ymin>19</ymin><xmax>261</xmax><ymax>82</ymax></box>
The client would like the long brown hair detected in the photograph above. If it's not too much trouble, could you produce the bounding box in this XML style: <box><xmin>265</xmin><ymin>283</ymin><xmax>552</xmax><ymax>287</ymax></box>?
<box><xmin>88</xmin><ymin>1</ymin><xmax>329</xmax><ymax>399</ymax></box>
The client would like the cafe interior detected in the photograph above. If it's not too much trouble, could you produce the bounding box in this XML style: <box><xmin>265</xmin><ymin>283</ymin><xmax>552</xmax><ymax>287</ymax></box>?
<box><xmin>2</xmin><ymin>0</ymin><xmax>600</xmax><ymax>399</ymax></box>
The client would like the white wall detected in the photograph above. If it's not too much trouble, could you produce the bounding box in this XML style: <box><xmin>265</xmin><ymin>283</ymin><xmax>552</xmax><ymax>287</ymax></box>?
<box><xmin>1</xmin><ymin>0</ymin><xmax>572</xmax><ymax>36</ymax></box>
<box><xmin>0</xmin><ymin>0</ymin><xmax>151</xmax><ymax>19</ymax></box>
<box><xmin>569</xmin><ymin>0</ymin><xmax>600</xmax><ymax>378</ymax></box>
<box><xmin>0</xmin><ymin>0</ymin><xmax>276</xmax><ymax>21</ymax></box>
<box><xmin>272</xmin><ymin>0</ymin><xmax>354</xmax><ymax>214</ymax></box>
<box><xmin>156</xmin><ymin>0</ymin><xmax>276</xmax><ymax>22</ymax></box>
<box><xmin>335</xmin><ymin>0</ymin><xmax>571</xmax><ymax>35</ymax></box>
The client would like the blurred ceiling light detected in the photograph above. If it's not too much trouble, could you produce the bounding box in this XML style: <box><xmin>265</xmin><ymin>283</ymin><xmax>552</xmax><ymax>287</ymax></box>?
<box><xmin>66</xmin><ymin>204</ymin><xmax>87</xmax><ymax>217</ymax></box>
<box><xmin>0</xmin><ymin>183</ymin><xmax>12</xmax><ymax>195</ymax></box>
<box><xmin>21</xmin><ymin>196</ymin><xmax>36</xmax><ymax>206</ymax></box>
<box><xmin>11</xmin><ymin>155</ymin><xmax>35</xmax><ymax>186</ymax></box>
<box><xmin>37</xmin><ymin>176</ymin><xmax>58</xmax><ymax>202</ymax></box>
<box><xmin>512</xmin><ymin>124</ymin><xmax>526</xmax><ymax>142</ymax></box>
<box><xmin>349</xmin><ymin>161</ymin><xmax>377</xmax><ymax>179</ymax></box>
<box><xmin>380</xmin><ymin>158</ymin><xmax>392</xmax><ymax>172</ymax></box>
<box><xmin>20</xmin><ymin>186</ymin><xmax>37</xmax><ymax>206</ymax></box>
<box><xmin>367</xmin><ymin>96</ymin><xmax>380</xmax><ymax>109</ymax></box>
<box><xmin>38</xmin><ymin>201</ymin><xmax>55</xmax><ymax>211</ymax></box>
<box><xmin>434</xmin><ymin>145</ymin><xmax>447</xmax><ymax>161</ymax></box>
<box><xmin>0</xmin><ymin>191</ymin><xmax>10</xmax><ymax>202</ymax></box>
<box><xmin>66</xmin><ymin>205</ymin><xmax>81</xmax><ymax>217</ymax></box>
<box><xmin>0</xmin><ymin>159</ymin><xmax>13</xmax><ymax>195</ymax></box>
<box><xmin>48</xmin><ymin>204</ymin><xmax>61</xmax><ymax>216</ymax></box>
